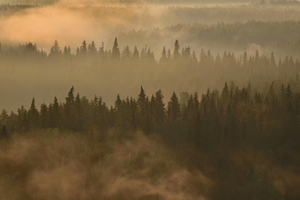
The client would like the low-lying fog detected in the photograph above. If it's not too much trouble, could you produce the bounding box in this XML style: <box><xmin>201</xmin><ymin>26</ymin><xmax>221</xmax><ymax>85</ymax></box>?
<box><xmin>1</xmin><ymin>1</ymin><xmax>300</xmax><ymax>111</ymax></box>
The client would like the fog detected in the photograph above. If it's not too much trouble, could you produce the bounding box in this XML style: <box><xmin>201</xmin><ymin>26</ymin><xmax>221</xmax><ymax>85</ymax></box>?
<box><xmin>0</xmin><ymin>130</ymin><xmax>210</xmax><ymax>200</ymax></box>
<box><xmin>0</xmin><ymin>5</ymin><xmax>165</xmax><ymax>49</ymax></box>
<box><xmin>0</xmin><ymin>2</ymin><xmax>300</xmax><ymax>111</ymax></box>
<box><xmin>2</xmin><ymin>1</ymin><xmax>300</xmax><ymax>52</ymax></box>
<box><xmin>0</xmin><ymin>1</ymin><xmax>300</xmax><ymax>199</ymax></box>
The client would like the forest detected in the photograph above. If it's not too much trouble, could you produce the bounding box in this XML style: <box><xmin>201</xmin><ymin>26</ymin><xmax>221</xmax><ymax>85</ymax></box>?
<box><xmin>1</xmin><ymin>37</ymin><xmax>300</xmax><ymax>199</ymax></box>
<box><xmin>1</xmin><ymin>74</ymin><xmax>300</xmax><ymax>199</ymax></box>
<box><xmin>1</xmin><ymin>37</ymin><xmax>300</xmax><ymax>112</ymax></box>
<box><xmin>1</xmin><ymin>1</ymin><xmax>300</xmax><ymax>200</ymax></box>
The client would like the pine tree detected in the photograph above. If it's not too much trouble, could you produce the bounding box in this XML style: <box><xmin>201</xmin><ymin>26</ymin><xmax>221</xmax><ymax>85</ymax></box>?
<box><xmin>154</xmin><ymin>89</ymin><xmax>165</xmax><ymax>124</ymax></box>
<box><xmin>137</xmin><ymin>86</ymin><xmax>148</xmax><ymax>130</ymax></box>
<box><xmin>137</xmin><ymin>86</ymin><xmax>146</xmax><ymax>107</ymax></box>
<box><xmin>63</xmin><ymin>46</ymin><xmax>71</xmax><ymax>56</ymax></box>
<box><xmin>221</xmin><ymin>83</ymin><xmax>230</xmax><ymax>104</ymax></box>
<box><xmin>192</xmin><ymin>50</ymin><xmax>198</xmax><ymax>66</ymax></box>
<box><xmin>74</xmin><ymin>93</ymin><xmax>83</xmax><ymax>131</ymax></box>
<box><xmin>40</xmin><ymin>103</ymin><xmax>48</xmax><ymax>128</ymax></box>
<box><xmin>122</xmin><ymin>46</ymin><xmax>131</xmax><ymax>61</ymax></box>
<box><xmin>80</xmin><ymin>40</ymin><xmax>87</xmax><ymax>56</ymax></box>
<box><xmin>53</xmin><ymin>96</ymin><xmax>60</xmax><ymax>128</ymax></box>
<box><xmin>266</xmin><ymin>82</ymin><xmax>277</xmax><ymax>109</ymax></box>
<box><xmin>149</xmin><ymin>95</ymin><xmax>156</xmax><ymax>126</ymax></box>
<box><xmin>97</xmin><ymin>97</ymin><xmax>110</xmax><ymax>129</ymax></box>
<box><xmin>115</xmin><ymin>94</ymin><xmax>122</xmax><ymax>112</ymax></box>
<box><xmin>88</xmin><ymin>41</ymin><xmax>97</xmax><ymax>54</ymax></box>
<box><xmin>112</xmin><ymin>38</ymin><xmax>120</xmax><ymax>60</ymax></box>
<box><xmin>270</xmin><ymin>51</ymin><xmax>276</xmax><ymax>68</ymax></box>
<box><xmin>242</xmin><ymin>51</ymin><xmax>248</xmax><ymax>67</ymax></box>
<box><xmin>186</xmin><ymin>93</ymin><xmax>201</xmax><ymax>142</ymax></box>
<box><xmin>159</xmin><ymin>46</ymin><xmax>167</xmax><ymax>65</ymax></box>
<box><xmin>167</xmin><ymin>49</ymin><xmax>171</xmax><ymax>60</ymax></box>
<box><xmin>49</xmin><ymin>40</ymin><xmax>62</xmax><ymax>57</ymax></box>
<box><xmin>64</xmin><ymin>87</ymin><xmax>75</xmax><ymax>130</ymax></box>
<box><xmin>17</xmin><ymin>106</ymin><xmax>29</xmax><ymax>132</ymax></box>
<box><xmin>146</xmin><ymin>48</ymin><xmax>155</xmax><ymax>64</ymax></box>
<box><xmin>131</xmin><ymin>46</ymin><xmax>140</xmax><ymax>62</ymax></box>
<box><xmin>167</xmin><ymin>92</ymin><xmax>181</xmax><ymax>121</ymax></box>
<box><xmin>28</xmin><ymin>98</ymin><xmax>39</xmax><ymax>129</ymax></box>
<box><xmin>173</xmin><ymin>40</ymin><xmax>180</xmax><ymax>59</ymax></box>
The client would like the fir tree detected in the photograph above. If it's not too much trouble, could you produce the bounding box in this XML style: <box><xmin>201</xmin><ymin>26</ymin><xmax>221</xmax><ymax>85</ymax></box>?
<box><xmin>173</xmin><ymin>40</ymin><xmax>180</xmax><ymax>59</ymax></box>
<box><xmin>154</xmin><ymin>89</ymin><xmax>165</xmax><ymax>124</ymax></box>
<box><xmin>112</xmin><ymin>38</ymin><xmax>120</xmax><ymax>60</ymax></box>
<box><xmin>159</xmin><ymin>46</ymin><xmax>167</xmax><ymax>65</ymax></box>
<box><xmin>167</xmin><ymin>92</ymin><xmax>181</xmax><ymax>121</ymax></box>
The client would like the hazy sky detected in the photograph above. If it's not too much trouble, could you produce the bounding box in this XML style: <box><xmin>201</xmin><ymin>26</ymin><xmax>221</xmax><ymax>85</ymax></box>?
<box><xmin>1</xmin><ymin>1</ymin><xmax>300</xmax><ymax>53</ymax></box>
<box><xmin>1</xmin><ymin>1</ymin><xmax>300</xmax><ymax>112</ymax></box>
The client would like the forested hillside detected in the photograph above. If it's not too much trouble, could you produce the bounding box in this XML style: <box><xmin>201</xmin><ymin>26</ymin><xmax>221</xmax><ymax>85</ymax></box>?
<box><xmin>1</xmin><ymin>2</ymin><xmax>300</xmax><ymax>200</ymax></box>
<box><xmin>1</xmin><ymin>38</ymin><xmax>300</xmax><ymax>111</ymax></box>
<box><xmin>1</xmin><ymin>77</ymin><xmax>300</xmax><ymax>199</ymax></box>
<box><xmin>119</xmin><ymin>20</ymin><xmax>300</xmax><ymax>58</ymax></box>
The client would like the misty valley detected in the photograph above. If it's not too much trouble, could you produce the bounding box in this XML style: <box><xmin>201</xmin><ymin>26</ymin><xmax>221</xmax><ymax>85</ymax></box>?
<box><xmin>1</xmin><ymin>1</ymin><xmax>300</xmax><ymax>200</ymax></box>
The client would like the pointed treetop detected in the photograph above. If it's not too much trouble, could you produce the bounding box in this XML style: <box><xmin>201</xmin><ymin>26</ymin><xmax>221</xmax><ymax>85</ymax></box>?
<box><xmin>138</xmin><ymin>86</ymin><xmax>146</xmax><ymax>103</ymax></box>
<box><xmin>30</xmin><ymin>98</ymin><xmax>36</xmax><ymax>109</ymax></box>
<box><xmin>173</xmin><ymin>40</ymin><xmax>180</xmax><ymax>58</ymax></box>
<box><xmin>112</xmin><ymin>37</ymin><xmax>120</xmax><ymax>59</ymax></box>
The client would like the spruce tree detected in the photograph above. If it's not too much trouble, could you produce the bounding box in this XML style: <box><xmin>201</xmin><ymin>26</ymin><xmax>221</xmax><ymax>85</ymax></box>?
<box><xmin>155</xmin><ymin>89</ymin><xmax>165</xmax><ymax>124</ymax></box>
<box><xmin>137</xmin><ymin>86</ymin><xmax>148</xmax><ymax>129</ymax></box>
<box><xmin>28</xmin><ymin>98</ymin><xmax>39</xmax><ymax>129</ymax></box>
<box><xmin>132</xmin><ymin>46</ymin><xmax>140</xmax><ymax>62</ymax></box>
<box><xmin>173</xmin><ymin>40</ymin><xmax>180</xmax><ymax>60</ymax></box>
<box><xmin>49</xmin><ymin>40</ymin><xmax>62</xmax><ymax>57</ymax></box>
<box><xmin>80</xmin><ymin>40</ymin><xmax>87</xmax><ymax>55</ymax></box>
<box><xmin>74</xmin><ymin>93</ymin><xmax>83</xmax><ymax>131</ymax></box>
<box><xmin>53</xmin><ymin>96</ymin><xmax>60</xmax><ymax>128</ymax></box>
<box><xmin>159</xmin><ymin>46</ymin><xmax>167</xmax><ymax>65</ymax></box>
<box><xmin>40</xmin><ymin>103</ymin><xmax>48</xmax><ymax>128</ymax></box>
<box><xmin>112</xmin><ymin>38</ymin><xmax>120</xmax><ymax>60</ymax></box>
<box><xmin>167</xmin><ymin>92</ymin><xmax>181</xmax><ymax>121</ymax></box>
<box><xmin>122</xmin><ymin>46</ymin><xmax>131</xmax><ymax>61</ymax></box>
<box><xmin>64</xmin><ymin>87</ymin><xmax>75</xmax><ymax>130</ymax></box>
<box><xmin>88</xmin><ymin>41</ymin><xmax>97</xmax><ymax>54</ymax></box>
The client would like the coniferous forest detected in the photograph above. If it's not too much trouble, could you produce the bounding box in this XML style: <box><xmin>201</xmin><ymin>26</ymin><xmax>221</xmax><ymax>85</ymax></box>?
<box><xmin>1</xmin><ymin>1</ymin><xmax>300</xmax><ymax>200</ymax></box>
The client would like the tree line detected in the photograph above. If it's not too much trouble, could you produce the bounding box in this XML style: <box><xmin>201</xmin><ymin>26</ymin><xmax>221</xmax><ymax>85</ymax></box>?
<box><xmin>1</xmin><ymin>38</ymin><xmax>300</xmax><ymax>117</ymax></box>
<box><xmin>2</xmin><ymin>38</ymin><xmax>299</xmax><ymax>85</ymax></box>
<box><xmin>1</xmin><ymin>79</ymin><xmax>300</xmax><ymax>151</ymax></box>
<box><xmin>1</xmin><ymin>71</ymin><xmax>300</xmax><ymax>200</ymax></box>
<box><xmin>2</xmin><ymin>38</ymin><xmax>300</xmax><ymax>71</ymax></box>
<box><xmin>119</xmin><ymin>20</ymin><xmax>300</xmax><ymax>58</ymax></box>
<box><xmin>1</xmin><ymin>78</ymin><xmax>300</xmax><ymax>199</ymax></box>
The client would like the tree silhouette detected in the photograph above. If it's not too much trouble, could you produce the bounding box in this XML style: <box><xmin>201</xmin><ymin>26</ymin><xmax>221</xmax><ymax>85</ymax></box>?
<box><xmin>112</xmin><ymin>38</ymin><xmax>120</xmax><ymax>60</ymax></box>
<box><xmin>167</xmin><ymin>92</ymin><xmax>181</xmax><ymax>121</ymax></box>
